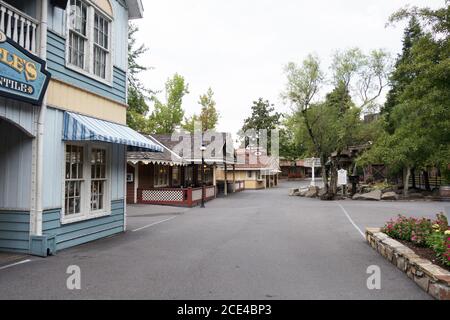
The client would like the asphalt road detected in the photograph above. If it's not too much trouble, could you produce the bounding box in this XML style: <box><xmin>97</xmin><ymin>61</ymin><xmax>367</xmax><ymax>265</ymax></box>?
<box><xmin>0</xmin><ymin>181</ymin><xmax>448</xmax><ymax>299</ymax></box>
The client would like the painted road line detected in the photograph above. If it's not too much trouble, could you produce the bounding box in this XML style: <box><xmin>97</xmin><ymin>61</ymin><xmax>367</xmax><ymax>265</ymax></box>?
<box><xmin>336</xmin><ymin>202</ymin><xmax>365</xmax><ymax>239</ymax></box>
<box><xmin>0</xmin><ymin>259</ymin><xmax>32</xmax><ymax>271</ymax></box>
<box><xmin>132</xmin><ymin>216</ymin><xmax>178</xmax><ymax>232</ymax></box>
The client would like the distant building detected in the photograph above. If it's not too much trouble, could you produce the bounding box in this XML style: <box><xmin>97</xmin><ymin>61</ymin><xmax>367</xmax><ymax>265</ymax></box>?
<box><xmin>279</xmin><ymin>159</ymin><xmax>306</xmax><ymax>180</ymax></box>
<box><xmin>215</xmin><ymin>148</ymin><xmax>280</xmax><ymax>190</ymax></box>
<box><xmin>127</xmin><ymin>133</ymin><xmax>235</xmax><ymax>206</ymax></box>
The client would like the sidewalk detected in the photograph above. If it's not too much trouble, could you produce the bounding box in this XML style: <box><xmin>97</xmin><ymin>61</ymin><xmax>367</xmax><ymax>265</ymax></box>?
<box><xmin>0</xmin><ymin>252</ymin><xmax>29</xmax><ymax>269</ymax></box>
<box><xmin>127</xmin><ymin>204</ymin><xmax>190</xmax><ymax>217</ymax></box>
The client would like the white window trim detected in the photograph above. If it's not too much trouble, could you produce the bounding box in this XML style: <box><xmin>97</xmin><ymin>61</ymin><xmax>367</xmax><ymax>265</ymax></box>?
<box><xmin>61</xmin><ymin>142</ymin><xmax>112</xmax><ymax>225</ymax></box>
<box><xmin>65</xmin><ymin>0</ymin><xmax>114</xmax><ymax>86</ymax></box>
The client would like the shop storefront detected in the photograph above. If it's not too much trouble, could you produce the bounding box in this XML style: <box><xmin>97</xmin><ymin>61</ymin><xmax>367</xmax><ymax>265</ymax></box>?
<box><xmin>127</xmin><ymin>134</ymin><xmax>218</xmax><ymax>207</ymax></box>
<box><xmin>0</xmin><ymin>0</ymin><xmax>155</xmax><ymax>256</ymax></box>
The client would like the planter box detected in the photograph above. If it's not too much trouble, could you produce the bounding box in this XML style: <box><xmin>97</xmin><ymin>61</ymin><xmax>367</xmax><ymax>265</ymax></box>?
<box><xmin>366</xmin><ymin>228</ymin><xmax>450</xmax><ymax>300</ymax></box>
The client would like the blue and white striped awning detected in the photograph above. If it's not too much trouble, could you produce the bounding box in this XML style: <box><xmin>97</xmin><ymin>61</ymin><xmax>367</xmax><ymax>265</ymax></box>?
<box><xmin>63</xmin><ymin>111</ymin><xmax>163</xmax><ymax>152</ymax></box>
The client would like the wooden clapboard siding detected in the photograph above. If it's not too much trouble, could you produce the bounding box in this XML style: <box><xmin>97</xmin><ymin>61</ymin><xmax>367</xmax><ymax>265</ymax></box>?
<box><xmin>0</xmin><ymin>118</ymin><xmax>33</xmax><ymax>210</ymax></box>
<box><xmin>41</xmin><ymin>108</ymin><xmax>126</xmax><ymax>209</ymax></box>
<box><xmin>0</xmin><ymin>96</ymin><xmax>36</xmax><ymax>137</ymax></box>
<box><xmin>46</xmin><ymin>30</ymin><xmax>127</xmax><ymax>105</ymax></box>
<box><xmin>111</xmin><ymin>0</ymin><xmax>129</xmax><ymax>71</ymax></box>
<box><xmin>0</xmin><ymin>210</ymin><xmax>30</xmax><ymax>253</ymax></box>
<box><xmin>42</xmin><ymin>108</ymin><xmax>64</xmax><ymax>210</ymax></box>
<box><xmin>43</xmin><ymin>200</ymin><xmax>125</xmax><ymax>251</ymax></box>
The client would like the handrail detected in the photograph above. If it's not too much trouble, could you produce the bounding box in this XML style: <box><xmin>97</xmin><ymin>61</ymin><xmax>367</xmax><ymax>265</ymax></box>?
<box><xmin>0</xmin><ymin>0</ymin><xmax>39</xmax><ymax>53</ymax></box>
<box><xmin>0</xmin><ymin>1</ymin><xmax>39</xmax><ymax>25</ymax></box>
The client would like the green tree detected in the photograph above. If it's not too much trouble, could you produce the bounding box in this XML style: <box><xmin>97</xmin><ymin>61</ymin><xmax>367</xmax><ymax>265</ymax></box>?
<box><xmin>126</xmin><ymin>23</ymin><xmax>153</xmax><ymax>132</ymax></box>
<box><xmin>361</xmin><ymin>2</ymin><xmax>450</xmax><ymax>195</ymax></box>
<box><xmin>240</xmin><ymin>98</ymin><xmax>281</xmax><ymax>152</ymax></box>
<box><xmin>282</xmin><ymin>49</ymin><xmax>390</xmax><ymax>197</ymax></box>
<box><xmin>198</xmin><ymin>88</ymin><xmax>219</xmax><ymax>131</ymax></box>
<box><xmin>127</xmin><ymin>87</ymin><xmax>150</xmax><ymax>133</ymax></box>
<box><xmin>183</xmin><ymin>88</ymin><xmax>220</xmax><ymax>132</ymax></box>
<box><xmin>383</xmin><ymin>17</ymin><xmax>423</xmax><ymax>133</ymax></box>
<box><xmin>182</xmin><ymin>114</ymin><xmax>199</xmax><ymax>133</ymax></box>
<box><xmin>149</xmin><ymin>74</ymin><xmax>189</xmax><ymax>134</ymax></box>
<box><xmin>279</xmin><ymin>116</ymin><xmax>306</xmax><ymax>161</ymax></box>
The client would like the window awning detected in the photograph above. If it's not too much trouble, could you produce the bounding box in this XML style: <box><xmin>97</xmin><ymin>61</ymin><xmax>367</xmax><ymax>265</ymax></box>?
<box><xmin>63</xmin><ymin>112</ymin><xmax>163</xmax><ymax>152</ymax></box>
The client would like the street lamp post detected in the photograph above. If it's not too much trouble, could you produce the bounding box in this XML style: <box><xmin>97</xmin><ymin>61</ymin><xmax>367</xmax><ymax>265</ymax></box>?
<box><xmin>200</xmin><ymin>144</ymin><xmax>207</xmax><ymax>208</ymax></box>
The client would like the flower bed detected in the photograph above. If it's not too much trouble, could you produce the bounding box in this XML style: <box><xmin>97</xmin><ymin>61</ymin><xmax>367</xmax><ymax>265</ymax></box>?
<box><xmin>382</xmin><ymin>213</ymin><xmax>450</xmax><ymax>269</ymax></box>
<box><xmin>366</xmin><ymin>212</ymin><xmax>450</xmax><ymax>299</ymax></box>
<box><xmin>366</xmin><ymin>228</ymin><xmax>450</xmax><ymax>300</ymax></box>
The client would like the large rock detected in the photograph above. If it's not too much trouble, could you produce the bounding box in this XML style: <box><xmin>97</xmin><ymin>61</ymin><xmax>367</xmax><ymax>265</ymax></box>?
<box><xmin>381</xmin><ymin>191</ymin><xmax>398</xmax><ymax>201</ymax></box>
<box><xmin>298</xmin><ymin>190</ymin><xmax>308</xmax><ymax>197</ymax></box>
<box><xmin>352</xmin><ymin>189</ymin><xmax>382</xmax><ymax>201</ymax></box>
<box><xmin>305</xmin><ymin>186</ymin><xmax>319</xmax><ymax>198</ymax></box>
<box><xmin>318</xmin><ymin>188</ymin><xmax>327</xmax><ymax>197</ymax></box>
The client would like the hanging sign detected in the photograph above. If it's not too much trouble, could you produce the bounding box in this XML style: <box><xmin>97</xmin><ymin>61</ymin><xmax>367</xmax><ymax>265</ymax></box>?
<box><xmin>0</xmin><ymin>30</ymin><xmax>51</xmax><ymax>105</ymax></box>
<box><xmin>338</xmin><ymin>169</ymin><xmax>348</xmax><ymax>185</ymax></box>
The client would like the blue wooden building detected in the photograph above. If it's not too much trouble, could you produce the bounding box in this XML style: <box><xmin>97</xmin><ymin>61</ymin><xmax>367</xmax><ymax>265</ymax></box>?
<box><xmin>0</xmin><ymin>0</ymin><xmax>161</xmax><ymax>256</ymax></box>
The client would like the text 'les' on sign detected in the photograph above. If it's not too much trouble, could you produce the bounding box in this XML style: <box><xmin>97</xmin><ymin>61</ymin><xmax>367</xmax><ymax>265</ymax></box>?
<box><xmin>0</xmin><ymin>30</ymin><xmax>51</xmax><ymax>105</ymax></box>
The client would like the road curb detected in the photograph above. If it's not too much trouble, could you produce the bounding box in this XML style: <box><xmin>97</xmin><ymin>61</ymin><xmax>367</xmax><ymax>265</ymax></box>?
<box><xmin>366</xmin><ymin>228</ymin><xmax>450</xmax><ymax>300</ymax></box>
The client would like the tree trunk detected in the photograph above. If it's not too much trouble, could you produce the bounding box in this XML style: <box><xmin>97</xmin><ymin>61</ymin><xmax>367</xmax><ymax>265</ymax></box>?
<box><xmin>423</xmin><ymin>170</ymin><xmax>431</xmax><ymax>191</ymax></box>
<box><xmin>329</xmin><ymin>159</ymin><xmax>338</xmax><ymax>196</ymax></box>
<box><xmin>321</xmin><ymin>158</ymin><xmax>329</xmax><ymax>194</ymax></box>
<box><xmin>403</xmin><ymin>166</ymin><xmax>411</xmax><ymax>197</ymax></box>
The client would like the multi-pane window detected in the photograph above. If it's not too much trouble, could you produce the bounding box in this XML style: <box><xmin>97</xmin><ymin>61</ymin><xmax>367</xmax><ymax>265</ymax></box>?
<box><xmin>247</xmin><ymin>171</ymin><xmax>253</xmax><ymax>178</ymax></box>
<box><xmin>184</xmin><ymin>166</ymin><xmax>193</xmax><ymax>186</ymax></box>
<box><xmin>197</xmin><ymin>166</ymin><xmax>213</xmax><ymax>185</ymax></box>
<box><xmin>93</xmin><ymin>12</ymin><xmax>109</xmax><ymax>79</ymax></box>
<box><xmin>63</xmin><ymin>144</ymin><xmax>110</xmax><ymax>222</ymax></box>
<box><xmin>65</xmin><ymin>145</ymin><xmax>84</xmax><ymax>216</ymax></box>
<box><xmin>68</xmin><ymin>0</ymin><xmax>87</xmax><ymax>69</ymax></box>
<box><xmin>90</xmin><ymin>148</ymin><xmax>106</xmax><ymax>211</ymax></box>
<box><xmin>205</xmin><ymin>167</ymin><xmax>213</xmax><ymax>184</ymax></box>
<box><xmin>154</xmin><ymin>164</ymin><xmax>169</xmax><ymax>187</ymax></box>
<box><xmin>67</xmin><ymin>1</ymin><xmax>111</xmax><ymax>80</ymax></box>
<box><xmin>172</xmin><ymin>166</ymin><xmax>181</xmax><ymax>187</ymax></box>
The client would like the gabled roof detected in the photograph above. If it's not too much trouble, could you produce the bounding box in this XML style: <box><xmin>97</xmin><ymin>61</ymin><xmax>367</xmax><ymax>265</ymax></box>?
<box><xmin>127</xmin><ymin>135</ymin><xmax>184</xmax><ymax>165</ymax></box>
<box><xmin>153</xmin><ymin>133</ymin><xmax>235</xmax><ymax>165</ymax></box>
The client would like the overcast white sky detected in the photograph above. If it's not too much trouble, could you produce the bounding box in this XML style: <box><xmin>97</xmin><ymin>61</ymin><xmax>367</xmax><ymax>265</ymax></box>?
<box><xmin>134</xmin><ymin>0</ymin><xmax>444</xmax><ymax>135</ymax></box>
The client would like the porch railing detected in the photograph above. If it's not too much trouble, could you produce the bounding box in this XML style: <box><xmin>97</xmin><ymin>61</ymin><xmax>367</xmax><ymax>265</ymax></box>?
<box><xmin>0</xmin><ymin>1</ymin><xmax>38</xmax><ymax>53</ymax></box>
<box><xmin>137</xmin><ymin>186</ymin><xmax>216</xmax><ymax>207</ymax></box>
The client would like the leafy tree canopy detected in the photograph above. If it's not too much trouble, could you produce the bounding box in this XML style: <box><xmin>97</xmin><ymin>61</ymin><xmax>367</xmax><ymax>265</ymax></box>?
<box><xmin>149</xmin><ymin>74</ymin><xmax>189</xmax><ymax>134</ymax></box>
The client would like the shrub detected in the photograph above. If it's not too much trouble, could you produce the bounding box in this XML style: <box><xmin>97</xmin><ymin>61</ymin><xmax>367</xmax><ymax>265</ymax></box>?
<box><xmin>383</xmin><ymin>213</ymin><xmax>449</xmax><ymax>267</ymax></box>
<box><xmin>426</xmin><ymin>231</ymin><xmax>446</xmax><ymax>261</ymax></box>
<box><xmin>383</xmin><ymin>215</ymin><xmax>419</xmax><ymax>241</ymax></box>
<box><xmin>411</xmin><ymin>218</ymin><xmax>434</xmax><ymax>246</ymax></box>
<box><xmin>382</xmin><ymin>213</ymin><xmax>446</xmax><ymax>246</ymax></box>
<box><xmin>443</xmin><ymin>234</ymin><xmax>450</xmax><ymax>266</ymax></box>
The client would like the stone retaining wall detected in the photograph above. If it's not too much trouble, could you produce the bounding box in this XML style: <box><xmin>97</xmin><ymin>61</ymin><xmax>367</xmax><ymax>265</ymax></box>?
<box><xmin>366</xmin><ymin>228</ymin><xmax>450</xmax><ymax>300</ymax></box>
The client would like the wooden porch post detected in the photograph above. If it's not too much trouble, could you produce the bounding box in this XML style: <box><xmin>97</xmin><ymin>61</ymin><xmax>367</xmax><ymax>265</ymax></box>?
<box><xmin>213</xmin><ymin>163</ymin><xmax>217</xmax><ymax>198</ymax></box>
<box><xmin>224</xmin><ymin>164</ymin><xmax>228</xmax><ymax>196</ymax></box>
<box><xmin>232</xmin><ymin>164</ymin><xmax>236</xmax><ymax>193</ymax></box>
<box><xmin>134</xmin><ymin>163</ymin><xmax>139</xmax><ymax>204</ymax></box>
